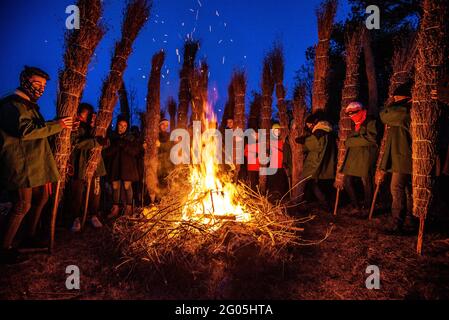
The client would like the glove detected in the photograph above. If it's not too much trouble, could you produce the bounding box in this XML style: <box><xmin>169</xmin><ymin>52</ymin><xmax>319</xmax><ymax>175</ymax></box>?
<box><xmin>95</xmin><ymin>136</ymin><xmax>109</xmax><ymax>146</ymax></box>
<box><xmin>334</xmin><ymin>174</ymin><xmax>345</xmax><ymax>190</ymax></box>
<box><xmin>375</xmin><ymin>170</ymin><xmax>386</xmax><ymax>185</ymax></box>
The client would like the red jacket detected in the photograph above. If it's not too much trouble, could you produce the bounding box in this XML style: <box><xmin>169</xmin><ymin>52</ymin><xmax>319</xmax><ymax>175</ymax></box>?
<box><xmin>245</xmin><ymin>143</ymin><xmax>260</xmax><ymax>172</ymax></box>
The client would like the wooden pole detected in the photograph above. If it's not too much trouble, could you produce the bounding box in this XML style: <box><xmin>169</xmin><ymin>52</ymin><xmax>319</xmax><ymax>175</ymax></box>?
<box><xmin>50</xmin><ymin>180</ymin><xmax>62</xmax><ymax>253</ymax></box>
<box><xmin>369</xmin><ymin>183</ymin><xmax>380</xmax><ymax>220</ymax></box>
<box><xmin>81</xmin><ymin>179</ymin><xmax>92</xmax><ymax>228</ymax></box>
<box><xmin>416</xmin><ymin>217</ymin><xmax>425</xmax><ymax>255</ymax></box>
<box><xmin>333</xmin><ymin>189</ymin><xmax>340</xmax><ymax>216</ymax></box>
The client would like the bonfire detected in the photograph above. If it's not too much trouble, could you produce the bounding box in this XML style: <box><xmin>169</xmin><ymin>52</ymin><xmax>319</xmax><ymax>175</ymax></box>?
<box><xmin>113</xmin><ymin>101</ymin><xmax>330</xmax><ymax>271</ymax></box>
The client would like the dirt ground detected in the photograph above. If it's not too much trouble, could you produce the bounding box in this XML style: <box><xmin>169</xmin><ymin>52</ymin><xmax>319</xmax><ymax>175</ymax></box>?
<box><xmin>1</xmin><ymin>204</ymin><xmax>449</xmax><ymax>300</ymax></box>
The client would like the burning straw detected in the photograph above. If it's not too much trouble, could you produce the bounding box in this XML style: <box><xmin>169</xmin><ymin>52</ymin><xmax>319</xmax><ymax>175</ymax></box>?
<box><xmin>144</xmin><ymin>50</ymin><xmax>165</xmax><ymax>201</ymax></box>
<box><xmin>312</xmin><ymin>0</ymin><xmax>337</xmax><ymax>113</ymax></box>
<box><xmin>84</xmin><ymin>0</ymin><xmax>150</xmax><ymax>182</ymax></box>
<box><xmin>113</xmin><ymin>165</ymin><xmax>328</xmax><ymax>269</ymax></box>
<box><xmin>412</xmin><ymin>0</ymin><xmax>448</xmax><ymax>254</ymax></box>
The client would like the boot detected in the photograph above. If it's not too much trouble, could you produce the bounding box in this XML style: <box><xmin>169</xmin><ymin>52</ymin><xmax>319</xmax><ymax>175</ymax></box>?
<box><xmin>403</xmin><ymin>215</ymin><xmax>418</xmax><ymax>234</ymax></box>
<box><xmin>124</xmin><ymin>205</ymin><xmax>133</xmax><ymax>216</ymax></box>
<box><xmin>107</xmin><ymin>205</ymin><xmax>121</xmax><ymax>219</ymax></box>
<box><xmin>382</xmin><ymin>217</ymin><xmax>403</xmax><ymax>235</ymax></box>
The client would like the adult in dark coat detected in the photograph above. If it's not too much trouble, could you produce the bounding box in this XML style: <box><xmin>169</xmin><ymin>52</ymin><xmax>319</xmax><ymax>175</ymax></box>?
<box><xmin>69</xmin><ymin>104</ymin><xmax>108</xmax><ymax>232</ymax></box>
<box><xmin>0</xmin><ymin>66</ymin><xmax>73</xmax><ymax>264</ymax></box>
<box><xmin>104</xmin><ymin>116</ymin><xmax>142</xmax><ymax>217</ymax></box>
<box><xmin>340</xmin><ymin>102</ymin><xmax>379</xmax><ymax>215</ymax></box>
<box><xmin>379</xmin><ymin>82</ymin><xmax>415</xmax><ymax>233</ymax></box>
<box><xmin>295</xmin><ymin>113</ymin><xmax>337</xmax><ymax>206</ymax></box>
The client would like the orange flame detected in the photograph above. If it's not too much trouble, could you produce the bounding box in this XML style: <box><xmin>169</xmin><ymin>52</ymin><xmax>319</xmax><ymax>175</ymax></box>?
<box><xmin>181</xmin><ymin>103</ymin><xmax>251</xmax><ymax>228</ymax></box>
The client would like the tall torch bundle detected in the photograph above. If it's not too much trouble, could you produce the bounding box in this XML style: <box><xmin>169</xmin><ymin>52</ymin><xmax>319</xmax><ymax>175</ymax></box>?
<box><xmin>333</xmin><ymin>28</ymin><xmax>363</xmax><ymax>216</ymax></box>
<box><xmin>82</xmin><ymin>0</ymin><xmax>150</xmax><ymax>226</ymax></box>
<box><xmin>144</xmin><ymin>51</ymin><xmax>165</xmax><ymax>202</ymax></box>
<box><xmin>312</xmin><ymin>0</ymin><xmax>337</xmax><ymax>113</ymax></box>
<box><xmin>50</xmin><ymin>0</ymin><xmax>105</xmax><ymax>251</ymax></box>
<box><xmin>412</xmin><ymin>0</ymin><xmax>448</xmax><ymax>254</ymax></box>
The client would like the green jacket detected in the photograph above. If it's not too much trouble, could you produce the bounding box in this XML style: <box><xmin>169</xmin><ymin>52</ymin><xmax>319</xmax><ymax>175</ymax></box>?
<box><xmin>70</xmin><ymin>121</ymin><xmax>107</xmax><ymax>180</ymax></box>
<box><xmin>302</xmin><ymin>129</ymin><xmax>337</xmax><ymax>180</ymax></box>
<box><xmin>341</xmin><ymin>117</ymin><xmax>378</xmax><ymax>178</ymax></box>
<box><xmin>379</xmin><ymin>102</ymin><xmax>412</xmax><ymax>174</ymax></box>
<box><xmin>0</xmin><ymin>94</ymin><xmax>63</xmax><ymax>190</ymax></box>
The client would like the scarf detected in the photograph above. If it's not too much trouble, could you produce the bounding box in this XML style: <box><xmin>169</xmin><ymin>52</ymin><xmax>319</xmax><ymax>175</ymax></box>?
<box><xmin>18</xmin><ymin>76</ymin><xmax>44</xmax><ymax>102</ymax></box>
<box><xmin>350</xmin><ymin>109</ymin><xmax>367</xmax><ymax>132</ymax></box>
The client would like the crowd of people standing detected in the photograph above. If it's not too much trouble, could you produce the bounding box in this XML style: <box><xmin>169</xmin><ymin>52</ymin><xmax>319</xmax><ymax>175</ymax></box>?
<box><xmin>1</xmin><ymin>66</ymin><xmax>449</xmax><ymax>265</ymax></box>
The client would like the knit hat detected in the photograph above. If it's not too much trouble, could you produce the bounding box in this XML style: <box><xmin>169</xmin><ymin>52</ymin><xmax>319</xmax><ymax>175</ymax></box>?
<box><xmin>159</xmin><ymin>118</ymin><xmax>169</xmax><ymax>125</ymax></box>
<box><xmin>345</xmin><ymin>101</ymin><xmax>364</xmax><ymax>114</ymax></box>
<box><xmin>272</xmin><ymin>123</ymin><xmax>281</xmax><ymax>130</ymax></box>
<box><xmin>312</xmin><ymin>121</ymin><xmax>332</xmax><ymax>133</ymax></box>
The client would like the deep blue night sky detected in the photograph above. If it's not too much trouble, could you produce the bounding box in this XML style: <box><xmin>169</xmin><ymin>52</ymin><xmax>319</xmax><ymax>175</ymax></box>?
<box><xmin>0</xmin><ymin>0</ymin><xmax>350</xmax><ymax>125</ymax></box>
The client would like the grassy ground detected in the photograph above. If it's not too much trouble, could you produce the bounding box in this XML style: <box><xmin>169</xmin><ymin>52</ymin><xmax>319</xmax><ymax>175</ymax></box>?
<box><xmin>1</xmin><ymin>205</ymin><xmax>449</xmax><ymax>300</ymax></box>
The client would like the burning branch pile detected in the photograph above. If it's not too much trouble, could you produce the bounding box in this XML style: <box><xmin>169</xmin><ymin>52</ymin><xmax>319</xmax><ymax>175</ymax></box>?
<box><xmin>113</xmin><ymin>109</ymin><xmax>328</xmax><ymax>269</ymax></box>
<box><xmin>113</xmin><ymin>164</ymin><xmax>319</xmax><ymax>268</ymax></box>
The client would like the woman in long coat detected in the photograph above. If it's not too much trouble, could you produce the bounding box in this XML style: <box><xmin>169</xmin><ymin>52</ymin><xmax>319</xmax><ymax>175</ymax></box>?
<box><xmin>104</xmin><ymin>116</ymin><xmax>142</xmax><ymax>217</ymax></box>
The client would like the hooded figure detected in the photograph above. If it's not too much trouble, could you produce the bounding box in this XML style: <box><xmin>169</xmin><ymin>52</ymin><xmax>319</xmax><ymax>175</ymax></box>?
<box><xmin>295</xmin><ymin>113</ymin><xmax>337</xmax><ymax>206</ymax></box>
<box><xmin>341</xmin><ymin>102</ymin><xmax>379</xmax><ymax>215</ymax></box>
